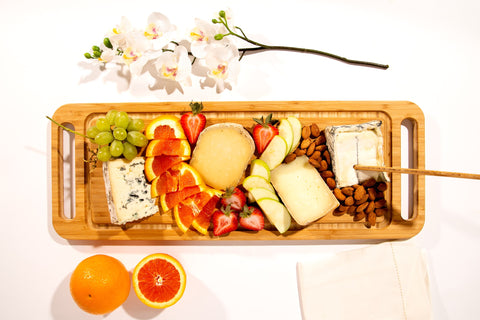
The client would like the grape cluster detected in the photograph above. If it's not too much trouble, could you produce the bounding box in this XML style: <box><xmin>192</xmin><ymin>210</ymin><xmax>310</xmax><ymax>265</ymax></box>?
<box><xmin>86</xmin><ymin>110</ymin><xmax>148</xmax><ymax>162</ymax></box>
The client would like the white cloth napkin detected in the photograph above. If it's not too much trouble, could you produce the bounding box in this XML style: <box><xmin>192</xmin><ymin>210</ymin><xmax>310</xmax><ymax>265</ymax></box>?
<box><xmin>296</xmin><ymin>241</ymin><xmax>431</xmax><ymax>320</ymax></box>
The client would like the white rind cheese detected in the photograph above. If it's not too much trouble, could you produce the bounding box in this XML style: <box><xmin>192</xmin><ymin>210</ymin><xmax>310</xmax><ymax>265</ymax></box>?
<box><xmin>325</xmin><ymin>120</ymin><xmax>389</xmax><ymax>188</ymax></box>
<box><xmin>270</xmin><ymin>156</ymin><xmax>339</xmax><ymax>226</ymax></box>
<box><xmin>103</xmin><ymin>157</ymin><xmax>158</xmax><ymax>225</ymax></box>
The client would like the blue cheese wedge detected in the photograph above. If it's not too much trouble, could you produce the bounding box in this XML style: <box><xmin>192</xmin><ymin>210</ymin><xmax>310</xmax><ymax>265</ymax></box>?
<box><xmin>325</xmin><ymin>120</ymin><xmax>389</xmax><ymax>188</ymax></box>
<box><xmin>103</xmin><ymin>157</ymin><xmax>158</xmax><ymax>225</ymax></box>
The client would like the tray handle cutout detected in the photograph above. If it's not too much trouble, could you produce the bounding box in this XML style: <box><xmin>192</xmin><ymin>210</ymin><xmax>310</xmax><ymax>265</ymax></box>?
<box><xmin>59</xmin><ymin>122</ymin><xmax>76</xmax><ymax>220</ymax></box>
<box><xmin>400</xmin><ymin>117</ymin><xmax>418</xmax><ymax>221</ymax></box>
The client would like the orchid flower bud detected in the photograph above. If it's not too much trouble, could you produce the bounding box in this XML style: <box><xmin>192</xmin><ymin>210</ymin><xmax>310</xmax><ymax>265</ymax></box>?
<box><xmin>214</xmin><ymin>34</ymin><xmax>224</xmax><ymax>40</ymax></box>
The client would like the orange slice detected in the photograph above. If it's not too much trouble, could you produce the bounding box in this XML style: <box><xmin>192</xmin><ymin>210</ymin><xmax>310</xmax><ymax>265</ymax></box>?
<box><xmin>160</xmin><ymin>185</ymin><xmax>205</xmax><ymax>212</ymax></box>
<box><xmin>191</xmin><ymin>190</ymin><xmax>222</xmax><ymax>235</ymax></box>
<box><xmin>145</xmin><ymin>115</ymin><xmax>186</xmax><ymax>140</ymax></box>
<box><xmin>144</xmin><ymin>155</ymin><xmax>190</xmax><ymax>182</ymax></box>
<box><xmin>173</xmin><ymin>189</ymin><xmax>220</xmax><ymax>233</ymax></box>
<box><xmin>151</xmin><ymin>163</ymin><xmax>203</xmax><ymax>198</ymax></box>
<box><xmin>146</xmin><ymin>139</ymin><xmax>191</xmax><ymax>157</ymax></box>
<box><xmin>133</xmin><ymin>253</ymin><xmax>186</xmax><ymax>309</ymax></box>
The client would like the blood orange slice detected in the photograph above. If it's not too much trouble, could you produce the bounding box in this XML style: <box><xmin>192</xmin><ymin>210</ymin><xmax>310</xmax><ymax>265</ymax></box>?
<box><xmin>192</xmin><ymin>191</ymin><xmax>222</xmax><ymax>235</ymax></box>
<box><xmin>145</xmin><ymin>116</ymin><xmax>186</xmax><ymax>140</ymax></box>
<box><xmin>133</xmin><ymin>253</ymin><xmax>186</xmax><ymax>309</ymax></box>
<box><xmin>145</xmin><ymin>139</ymin><xmax>191</xmax><ymax>157</ymax></box>
<box><xmin>160</xmin><ymin>185</ymin><xmax>205</xmax><ymax>212</ymax></box>
<box><xmin>144</xmin><ymin>155</ymin><xmax>190</xmax><ymax>182</ymax></box>
<box><xmin>173</xmin><ymin>189</ymin><xmax>219</xmax><ymax>233</ymax></box>
<box><xmin>150</xmin><ymin>163</ymin><xmax>203</xmax><ymax>198</ymax></box>
<box><xmin>151</xmin><ymin>170</ymin><xmax>178</xmax><ymax>198</ymax></box>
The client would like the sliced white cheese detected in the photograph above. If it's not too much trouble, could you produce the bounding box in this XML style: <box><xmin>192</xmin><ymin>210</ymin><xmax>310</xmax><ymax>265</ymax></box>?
<box><xmin>270</xmin><ymin>156</ymin><xmax>339</xmax><ymax>226</ymax></box>
<box><xmin>189</xmin><ymin>123</ymin><xmax>255</xmax><ymax>190</ymax></box>
<box><xmin>103</xmin><ymin>157</ymin><xmax>158</xmax><ymax>225</ymax></box>
<box><xmin>325</xmin><ymin>120</ymin><xmax>389</xmax><ymax>188</ymax></box>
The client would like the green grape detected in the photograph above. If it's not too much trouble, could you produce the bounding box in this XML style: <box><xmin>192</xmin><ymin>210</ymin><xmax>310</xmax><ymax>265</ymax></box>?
<box><xmin>86</xmin><ymin>126</ymin><xmax>100</xmax><ymax>139</ymax></box>
<box><xmin>94</xmin><ymin>131</ymin><xmax>114</xmax><ymax>145</ymax></box>
<box><xmin>97</xmin><ymin>146</ymin><xmax>111</xmax><ymax>162</ymax></box>
<box><xmin>114</xmin><ymin>111</ymin><xmax>130</xmax><ymax>129</ymax></box>
<box><xmin>105</xmin><ymin>110</ymin><xmax>118</xmax><ymax>125</ymax></box>
<box><xmin>122</xmin><ymin>141</ymin><xmax>137</xmax><ymax>160</ymax></box>
<box><xmin>127</xmin><ymin>131</ymin><xmax>148</xmax><ymax>147</ymax></box>
<box><xmin>113</xmin><ymin>127</ymin><xmax>127</xmax><ymax>140</ymax></box>
<box><xmin>110</xmin><ymin>140</ymin><xmax>124</xmax><ymax>157</ymax></box>
<box><xmin>95</xmin><ymin>117</ymin><xmax>111</xmax><ymax>132</ymax></box>
<box><xmin>127</xmin><ymin>118</ymin><xmax>145</xmax><ymax>132</ymax></box>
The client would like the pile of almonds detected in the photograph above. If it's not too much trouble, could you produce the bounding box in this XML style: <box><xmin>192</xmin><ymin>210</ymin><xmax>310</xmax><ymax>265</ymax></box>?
<box><xmin>287</xmin><ymin>123</ymin><xmax>388</xmax><ymax>228</ymax></box>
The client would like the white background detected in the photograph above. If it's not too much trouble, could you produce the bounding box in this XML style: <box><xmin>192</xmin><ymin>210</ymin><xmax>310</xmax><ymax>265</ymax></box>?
<box><xmin>1</xmin><ymin>0</ymin><xmax>480</xmax><ymax>319</ymax></box>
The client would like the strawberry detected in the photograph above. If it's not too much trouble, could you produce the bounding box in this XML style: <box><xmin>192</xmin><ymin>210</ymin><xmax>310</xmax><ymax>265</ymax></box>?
<box><xmin>212</xmin><ymin>205</ymin><xmax>239</xmax><ymax>236</ymax></box>
<box><xmin>239</xmin><ymin>205</ymin><xmax>265</xmax><ymax>231</ymax></box>
<box><xmin>220</xmin><ymin>187</ymin><xmax>246</xmax><ymax>212</ymax></box>
<box><xmin>180</xmin><ymin>101</ymin><xmax>206</xmax><ymax>144</ymax></box>
<box><xmin>252</xmin><ymin>113</ymin><xmax>279</xmax><ymax>154</ymax></box>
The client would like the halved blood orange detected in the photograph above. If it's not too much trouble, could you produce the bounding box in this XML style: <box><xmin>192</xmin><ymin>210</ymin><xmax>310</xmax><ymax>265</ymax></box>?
<box><xmin>192</xmin><ymin>191</ymin><xmax>222</xmax><ymax>235</ymax></box>
<box><xmin>145</xmin><ymin>116</ymin><xmax>186</xmax><ymax>140</ymax></box>
<box><xmin>144</xmin><ymin>155</ymin><xmax>190</xmax><ymax>182</ymax></box>
<box><xmin>145</xmin><ymin>139</ymin><xmax>191</xmax><ymax>157</ymax></box>
<box><xmin>133</xmin><ymin>253</ymin><xmax>186</xmax><ymax>309</ymax></box>
<box><xmin>160</xmin><ymin>185</ymin><xmax>205</xmax><ymax>212</ymax></box>
<box><xmin>173</xmin><ymin>189</ymin><xmax>220</xmax><ymax>233</ymax></box>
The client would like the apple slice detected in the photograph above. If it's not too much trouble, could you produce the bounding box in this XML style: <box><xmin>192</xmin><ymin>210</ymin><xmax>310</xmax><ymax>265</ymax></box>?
<box><xmin>256</xmin><ymin>198</ymin><xmax>291</xmax><ymax>234</ymax></box>
<box><xmin>278</xmin><ymin>119</ymin><xmax>293</xmax><ymax>156</ymax></box>
<box><xmin>259</xmin><ymin>135</ymin><xmax>288</xmax><ymax>170</ymax></box>
<box><xmin>287</xmin><ymin>116</ymin><xmax>302</xmax><ymax>154</ymax></box>
<box><xmin>242</xmin><ymin>175</ymin><xmax>275</xmax><ymax>193</ymax></box>
<box><xmin>248</xmin><ymin>187</ymin><xmax>279</xmax><ymax>202</ymax></box>
<box><xmin>249</xmin><ymin>159</ymin><xmax>271</xmax><ymax>182</ymax></box>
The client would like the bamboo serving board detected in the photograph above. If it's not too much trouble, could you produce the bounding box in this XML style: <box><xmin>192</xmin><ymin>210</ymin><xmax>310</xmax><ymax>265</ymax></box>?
<box><xmin>50</xmin><ymin>101</ymin><xmax>425</xmax><ymax>241</ymax></box>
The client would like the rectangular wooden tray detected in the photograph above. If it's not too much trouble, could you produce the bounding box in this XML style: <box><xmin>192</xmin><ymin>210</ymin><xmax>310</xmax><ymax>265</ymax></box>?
<box><xmin>50</xmin><ymin>101</ymin><xmax>425</xmax><ymax>240</ymax></box>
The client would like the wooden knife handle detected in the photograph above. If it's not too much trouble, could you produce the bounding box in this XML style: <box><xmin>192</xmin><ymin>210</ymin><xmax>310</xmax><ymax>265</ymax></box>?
<box><xmin>354</xmin><ymin>165</ymin><xmax>480</xmax><ymax>180</ymax></box>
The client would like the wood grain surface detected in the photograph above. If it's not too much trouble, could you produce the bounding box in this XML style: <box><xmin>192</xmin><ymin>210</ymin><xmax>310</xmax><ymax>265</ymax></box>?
<box><xmin>50</xmin><ymin>101</ymin><xmax>425</xmax><ymax>240</ymax></box>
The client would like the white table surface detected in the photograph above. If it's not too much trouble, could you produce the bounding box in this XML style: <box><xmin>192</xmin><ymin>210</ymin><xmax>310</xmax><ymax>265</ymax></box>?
<box><xmin>2</xmin><ymin>0</ymin><xmax>480</xmax><ymax>319</ymax></box>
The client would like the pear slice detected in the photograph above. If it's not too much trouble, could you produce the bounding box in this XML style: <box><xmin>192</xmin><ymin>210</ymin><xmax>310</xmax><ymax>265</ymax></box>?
<box><xmin>259</xmin><ymin>135</ymin><xmax>288</xmax><ymax>170</ymax></box>
<box><xmin>256</xmin><ymin>198</ymin><xmax>291</xmax><ymax>234</ymax></box>
<box><xmin>287</xmin><ymin>116</ymin><xmax>302</xmax><ymax>154</ymax></box>
<box><xmin>242</xmin><ymin>175</ymin><xmax>275</xmax><ymax>193</ymax></box>
<box><xmin>278</xmin><ymin>119</ymin><xmax>294</xmax><ymax>155</ymax></box>
<box><xmin>248</xmin><ymin>187</ymin><xmax>279</xmax><ymax>202</ymax></box>
<box><xmin>249</xmin><ymin>159</ymin><xmax>271</xmax><ymax>182</ymax></box>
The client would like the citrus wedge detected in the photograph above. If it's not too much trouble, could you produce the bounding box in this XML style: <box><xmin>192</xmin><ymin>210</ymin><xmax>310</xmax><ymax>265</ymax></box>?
<box><xmin>173</xmin><ymin>190</ymin><xmax>218</xmax><ymax>233</ymax></box>
<box><xmin>160</xmin><ymin>185</ymin><xmax>206</xmax><ymax>212</ymax></box>
<box><xmin>145</xmin><ymin>115</ymin><xmax>186</xmax><ymax>140</ymax></box>
<box><xmin>151</xmin><ymin>162</ymin><xmax>204</xmax><ymax>198</ymax></box>
<box><xmin>191</xmin><ymin>189</ymin><xmax>222</xmax><ymax>235</ymax></box>
<box><xmin>145</xmin><ymin>139</ymin><xmax>191</xmax><ymax>157</ymax></box>
<box><xmin>133</xmin><ymin>253</ymin><xmax>186</xmax><ymax>309</ymax></box>
<box><xmin>144</xmin><ymin>155</ymin><xmax>190</xmax><ymax>182</ymax></box>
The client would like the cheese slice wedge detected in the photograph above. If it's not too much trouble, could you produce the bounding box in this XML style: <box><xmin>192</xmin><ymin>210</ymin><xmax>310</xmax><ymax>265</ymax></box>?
<box><xmin>270</xmin><ymin>156</ymin><xmax>339</xmax><ymax>226</ymax></box>
<box><xmin>189</xmin><ymin>123</ymin><xmax>255</xmax><ymax>190</ymax></box>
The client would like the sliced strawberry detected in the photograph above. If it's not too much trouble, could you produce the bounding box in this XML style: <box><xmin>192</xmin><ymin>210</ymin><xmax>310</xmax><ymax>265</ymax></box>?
<box><xmin>180</xmin><ymin>101</ymin><xmax>206</xmax><ymax>145</ymax></box>
<box><xmin>239</xmin><ymin>205</ymin><xmax>265</xmax><ymax>231</ymax></box>
<box><xmin>252</xmin><ymin>113</ymin><xmax>279</xmax><ymax>154</ymax></box>
<box><xmin>212</xmin><ymin>205</ymin><xmax>239</xmax><ymax>236</ymax></box>
<box><xmin>220</xmin><ymin>187</ymin><xmax>246</xmax><ymax>212</ymax></box>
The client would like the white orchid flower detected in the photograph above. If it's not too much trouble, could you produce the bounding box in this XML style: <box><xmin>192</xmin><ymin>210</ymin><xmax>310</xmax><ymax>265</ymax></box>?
<box><xmin>189</xmin><ymin>18</ymin><xmax>219</xmax><ymax>59</ymax></box>
<box><xmin>204</xmin><ymin>43</ymin><xmax>240</xmax><ymax>93</ymax></box>
<box><xmin>144</xmin><ymin>12</ymin><xmax>176</xmax><ymax>51</ymax></box>
<box><xmin>154</xmin><ymin>45</ymin><xmax>192</xmax><ymax>86</ymax></box>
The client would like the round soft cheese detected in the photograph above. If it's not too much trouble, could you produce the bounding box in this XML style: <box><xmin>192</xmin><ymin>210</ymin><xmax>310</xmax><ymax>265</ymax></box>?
<box><xmin>189</xmin><ymin>123</ymin><xmax>255</xmax><ymax>190</ymax></box>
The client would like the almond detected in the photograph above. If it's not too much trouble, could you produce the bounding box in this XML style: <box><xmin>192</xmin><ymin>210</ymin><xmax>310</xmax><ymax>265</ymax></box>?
<box><xmin>362</xmin><ymin>178</ymin><xmax>376</xmax><ymax>188</ymax></box>
<box><xmin>308</xmin><ymin>158</ymin><xmax>321</xmax><ymax>168</ymax></box>
<box><xmin>317</xmin><ymin>135</ymin><xmax>326</xmax><ymax>145</ymax></box>
<box><xmin>326</xmin><ymin>177</ymin><xmax>336</xmax><ymax>189</ymax></box>
<box><xmin>321</xmin><ymin>170</ymin><xmax>334</xmax><ymax>179</ymax></box>
<box><xmin>367</xmin><ymin>188</ymin><xmax>377</xmax><ymax>201</ymax></box>
<box><xmin>356</xmin><ymin>202</ymin><xmax>369</xmax><ymax>212</ymax></box>
<box><xmin>284</xmin><ymin>153</ymin><xmax>296</xmax><ymax>164</ymax></box>
<box><xmin>377</xmin><ymin>182</ymin><xmax>387</xmax><ymax>192</ymax></box>
<box><xmin>344</xmin><ymin>196</ymin><xmax>354</xmax><ymax>206</ymax></box>
<box><xmin>366</xmin><ymin>212</ymin><xmax>376</xmax><ymax>228</ymax></box>
<box><xmin>354</xmin><ymin>185</ymin><xmax>366</xmax><ymax>200</ymax></box>
<box><xmin>375</xmin><ymin>199</ymin><xmax>387</xmax><ymax>208</ymax></box>
<box><xmin>323</xmin><ymin>150</ymin><xmax>331</xmax><ymax>165</ymax></box>
<box><xmin>315</xmin><ymin>144</ymin><xmax>327</xmax><ymax>152</ymax></box>
<box><xmin>355</xmin><ymin>194</ymin><xmax>369</xmax><ymax>205</ymax></box>
<box><xmin>311</xmin><ymin>150</ymin><xmax>321</xmax><ymax>160</ymax></box>
<box><xmin>341</xmin><ymin>187</ymin><xmax>354</xmax><ymax>196</ymax></box>
<box><xmin>300</xmin><ymin>138</ymin><xmax>312</xmax><ymax>150</ymax></box>
<box><xmin>353</xmin><ymin>212</ymin><xmax>365</xmax><ymax>221</ymax></box>
<box><xmin>310</xmin><ymin>124</ymin><xmax>321</xmax><ymax>138</ymax></box>
<box><xmin>333</xmin><ymin>209</ymin><xmax>345</xmax><ymax>216</ymax></box>
<box><xmin>347</xmin><ymin>205</ymin><xmax>357</xmax><ymax>215</ymax></box>
<box><xmin>338</xmin><ymin>204</ymin><xmax>348</xmax><ymax>212</ymax></box>
<box><xmin>319</xmin><ymin>160</ymin><xmax>329</xmax><ymax>171</ymax></box>
<box><xmin>306</xmin><ymin>142</ymin><xmax>316</xmax><ymax>156</ymax></box>
<box><xmin>295</xmin><ymin>148</ymin><xmax>306</xmax><ymax>156</ymax></box>
<box><xmin>375</xmin><ymin>208</ymin><xmax>387</xmax><ymax>217</ymax></box>
<box><xmin>365</xmin><ymin>201</ymin><xmax>375</xmax><ymax>214</ymax></box>
<box><xmin>301</xmin><ymin>126</ymin><xmax>311</xmax><ymax>140</ymax></box>
<box><xmin>333</xmin><ymin>188</ymin><xmax>346</xmax><ymax>201</ymax></box>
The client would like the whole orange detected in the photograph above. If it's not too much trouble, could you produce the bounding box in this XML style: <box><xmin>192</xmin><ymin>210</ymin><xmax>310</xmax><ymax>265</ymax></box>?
<box><xmin>70</xmin><ymin>254</ymin><xmax>130</xmax><ymax>315</ymax></box>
